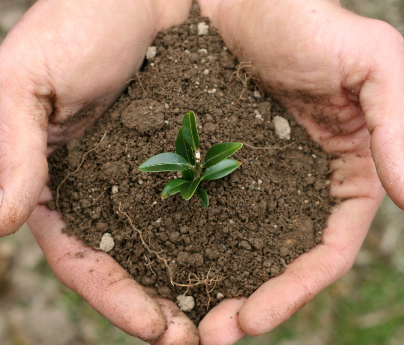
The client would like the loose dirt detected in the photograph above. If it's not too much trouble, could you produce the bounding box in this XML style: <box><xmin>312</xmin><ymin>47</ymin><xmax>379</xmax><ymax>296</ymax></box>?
<box><xmin>49</xmin><ymin>4</ymin><xmax>333</xmax><ymax>324</ymax></box>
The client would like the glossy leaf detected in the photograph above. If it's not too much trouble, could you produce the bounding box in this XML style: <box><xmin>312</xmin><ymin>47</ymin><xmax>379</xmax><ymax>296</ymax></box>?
<box><xmin>161</xmin><ymin>179</ymin><xmax>188</xmax><ymax>199</ymax></box>
<box><xmin>176</xmin><ymin>127</ymin><xmax>195</xmax><ymax>164</ymax></box>
<box><xmin>201</xmin><ymin>159</ymin><xmax>241</xmax><ymax>181</ymax></box>
<box><xmin>180</xmin><ymin>178</ymin><xmax>202</xmax><ymax>200</ymax></box>
<box><xmin>182</xmin><ymin>168</ymin><xmax>194</xmax><ymax>181</ymax></box>
<box><xmin>203</xmin><ymin>142</ymin><xmax>243</xmax><ymax>168</ymax></box>
<box><xmin>182</xmin><ymin>111</ymin><xmax>200</xmax><ymax>150</ymax></box>
<box><xmin>196</xmin><ymin>188</ymin><xmax>209</xmax><ymax>208</ymax></box>
<box><xmin>138</xmin><ymin>153</ymin><xmax>192</xmax><ymax>172</ymax></box>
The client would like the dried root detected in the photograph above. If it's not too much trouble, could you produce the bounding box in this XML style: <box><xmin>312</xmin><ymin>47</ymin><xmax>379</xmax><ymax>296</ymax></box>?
<box><xmin>56</xmin><ymin>133</ymin><xmax>107</xmax><ymax>218</ymax></box>
<box><xmin>118</xmin><ymin>204</ymin><xmax>224</xmax><ymax>308</ymax></box>
<box><xmin>229</xmin><ymin>62</ymin><xmax>259</xmax><ymax>101</ymax></box>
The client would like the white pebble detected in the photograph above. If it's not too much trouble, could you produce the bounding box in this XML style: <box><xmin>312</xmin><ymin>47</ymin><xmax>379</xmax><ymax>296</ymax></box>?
<box><xmin>203</xmin><ymin>69</ymin><xmax>210</xmax><ymax>75</ymax></box>
<box><xmin>255</xmin><ymin>114</ymin><xmax>263</xmax><ymax>120</ymax></box>
<box><xmin>145</xmin><ymin>46</ymin><xmax>156</xmax><ymax>60</ymax></box>
<box><xmin>312</xmin><ymin>154</ymin><xmax>317</xmax><ymax>159</ymax></box>
<box><xmin>198</xmin><ymin>22</ymin><xmax>209</xmax><ymax>36</ymax></box>
<box><xmin>111</xmin><ymin>185</ymin><xmax>119</xmax><ymax>195</ymax></box>
<box><xmin>100</xmin><ymin>233</ymin><xmax>114</xmax><ymax>252</ymax></box>
<box><xmin>177</xmin><ymin>294</ymin><xmax>195</xmax><ymax>312</ymax></box>
<box><xmin>216</xmin><ymin>292</ymin><xmax>224</xmax><ymax>299</ymax></box>
<box><xmin>199</xmin><ymin>48</ymin><xmax>208</xmax><ymax>54</ymax></box>
<box><xmin>138</xmin><ymin>179</ymin><xmax>143</xmax><ymax>185</ymax></box>
<box><xmin>208</xmin><ymin>88</ymin><xmax>217</xmax><ymax>94</ymax></box>
<box><xmin>298</xmin><ymin>146</ymin><xmax>303</xmax><ymax>150</ymax></box>
<box><xmin>156</xmin><ymin>218</ymin><xmax>162</xmax><ymax>224</ymax></box>
<box><xmin>165</xmin><ymin>103</ymin><xmax>169</xmax><ymax>109</ymax></box>
<box><xmin>258</xmin><ymin>179</ymin><xmax>263</xmax><ymax>184</ymax></box>
<box><xmin>253</xmin><ymin>90</ymin><xmax>261</xmax><ymax>99</ymax></box>
<box><xmin>150</xmin><ymin>63</ymin><xmax>155</xmax><ymax>67</ymax></box>
<box><xmin>273</xmin><ymin>116</ymin><xmax>291</xmax><ymax>140</ymax></box>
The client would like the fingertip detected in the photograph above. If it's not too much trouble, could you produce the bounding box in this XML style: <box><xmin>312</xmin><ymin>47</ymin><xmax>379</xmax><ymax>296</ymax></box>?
<box><xmin>199</xmin><ymin>297</ymin><xmax>246</xmax><ymax>345</ymax></box>
<box><xmin>152</xmin><ymin>298</ymin><xmax>199</xmax><ymax>345</ymax></box>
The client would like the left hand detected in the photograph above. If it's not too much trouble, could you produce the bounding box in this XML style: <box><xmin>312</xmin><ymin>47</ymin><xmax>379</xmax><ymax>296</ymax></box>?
<box><xmin>196</xmin><ymin>0</ymin><xmax>403</xmax><ymax>343</ymax></box>
<box><xmin>1</xmin><ymin>0</ymin><xmax>199</xmax><ymax>343</ymax></box>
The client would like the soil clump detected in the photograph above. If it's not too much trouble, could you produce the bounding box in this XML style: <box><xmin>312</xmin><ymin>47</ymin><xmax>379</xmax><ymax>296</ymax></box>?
<box><xmin>49</xmin><ymin>5</ymin><xmax>333</xmax><ymax>324</ymax></box>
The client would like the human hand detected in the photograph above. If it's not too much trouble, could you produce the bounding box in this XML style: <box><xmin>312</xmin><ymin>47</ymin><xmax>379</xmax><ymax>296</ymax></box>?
<box><xmin>196</xmin><ymin>0</ymin><xmax>402</xmax><ymax>343</ymax></box>
<box><xmin>1</xmin><ymin>0</ymin><xmax>200</xmax><ymax>343</ymax></box>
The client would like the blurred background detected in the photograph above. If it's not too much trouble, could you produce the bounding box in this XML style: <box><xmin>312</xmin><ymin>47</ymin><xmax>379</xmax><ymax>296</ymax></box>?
<box><xmin>1</xmin><ymin>0</ymin><xmax>404</xmax><ymax>344</ymax></box>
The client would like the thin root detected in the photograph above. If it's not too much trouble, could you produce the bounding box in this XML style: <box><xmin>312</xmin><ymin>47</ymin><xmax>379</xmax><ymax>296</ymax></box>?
<box><xmin>118</xmin><ymin>204</ymin><xmax>223</xmax><ymax>308</ymax></box>
<box><xmin>56</xmin><ymin>133</ymin><xmax>107</xmax><ymax>218</ymax></box>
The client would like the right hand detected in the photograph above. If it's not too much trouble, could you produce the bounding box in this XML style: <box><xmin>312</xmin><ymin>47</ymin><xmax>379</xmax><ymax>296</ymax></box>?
<box><xmin>1</xmin><ymin>0</ymin><xmax>199</xmax><ymax>343</ymax></box>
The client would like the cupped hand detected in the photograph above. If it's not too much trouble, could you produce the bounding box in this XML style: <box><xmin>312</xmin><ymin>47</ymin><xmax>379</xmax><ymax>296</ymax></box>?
<box><xmin>196</xmin><ymin>0</ymin><xmax>403</xmax><ymax>343</ymax></box>
<box><xmin>1</xmin><ymin>0</ymin><xmax>200</xmax><ymax>343</ymax></box>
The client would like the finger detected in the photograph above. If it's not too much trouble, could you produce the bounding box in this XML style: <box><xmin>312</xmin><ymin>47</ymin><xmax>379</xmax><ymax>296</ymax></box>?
<box><xmin>28</xmin><ymin>188</ymin><xmax>167</xmax><ymax>342</ymax></box>
<box><xmin>198</xmin><ymin>298</ymin><xmax>247</xmax><ymax>345</ymax></box>
<box><xmin>236</xmin><ymin>155</ymin><xmax>385</xmax><ymax>336</ymax></box>
<box><xmin>154</xmin><ymin>0</ymin><xmax>192</xmax><ymax>31</ymax></box>
<box><xmin>357</xmin><ymin>22</ymin><xmax>404</xmax><ymax>209</ymax></box>
<box><xmin>0</xmin><ymin>66</ymin><xmax>49</xmax><ymax>236</ymax></box>
<box><xmin>152</xmin><ymin>298</ymin><xmax>199</xmax><ymax>345</ymax></box>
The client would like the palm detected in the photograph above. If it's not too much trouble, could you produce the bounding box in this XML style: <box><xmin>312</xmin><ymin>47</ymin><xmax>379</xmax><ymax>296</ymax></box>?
<box><xmin>196</xmin><ymin>0</ymin><xmax>404</xmax><ymax>343</ymax></box>
<box><xmin>1</xmin><ymin>0</ymin><xmax>201</xmax><ymax>343</ymax></box>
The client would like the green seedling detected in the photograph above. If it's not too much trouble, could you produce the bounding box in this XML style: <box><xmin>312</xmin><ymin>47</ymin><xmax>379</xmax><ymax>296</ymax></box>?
<box><xmin>138</xmin><ymin>111</ymin><xmax>243</xmax><ymax>208</ymax></box>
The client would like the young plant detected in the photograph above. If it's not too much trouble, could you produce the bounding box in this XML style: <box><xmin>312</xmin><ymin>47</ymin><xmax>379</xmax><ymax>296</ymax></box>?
<box><xmin>138</xmin><ymin>111</ymin><xmax>243</xmax><ymax>208</ymax></box>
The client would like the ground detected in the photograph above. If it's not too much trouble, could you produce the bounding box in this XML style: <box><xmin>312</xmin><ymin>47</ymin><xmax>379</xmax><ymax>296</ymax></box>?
<box><xmin>1</xmin><ymin>1</ymin><xmax>404</xmax><ymax>344</ymax></box>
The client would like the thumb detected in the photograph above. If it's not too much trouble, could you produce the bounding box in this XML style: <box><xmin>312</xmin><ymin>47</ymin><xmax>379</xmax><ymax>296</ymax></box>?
<box><xmin>359</xmin><ymin>21</ymin><xmax>404</xmax><ymax>209</ymax></box>
<box><xmin>0</xmin><ymin>59</ymin><xmax>49</xmax><ymax>236</ymax></box>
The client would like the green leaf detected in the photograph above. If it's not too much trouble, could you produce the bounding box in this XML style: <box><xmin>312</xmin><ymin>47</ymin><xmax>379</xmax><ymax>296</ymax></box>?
<box><xmin>203</xmin><ymin>142</ymin><xmax>243</xmax><ymax>168</ymax></box>
<box><xmin>182</xmin><ymin>111</ymin><xmax>200</xmax><ymax>150</ymax></box>
<box><xmin>138</xmin><ymin>153</ymin><xmax>193</xmax><ymax>172</ymax></box>
<box><xmin>180</xmin><ymin>178</ymin><xmax>202</xmax><ymax>200</ymax></box>
<box><xmin>182</xmin><ymin>168</ymin><xmax>194</xmax><ymax>181</ymax></box>
<box><xmin>161</xmin><ymin>179</ymin><xmax>188</xmax><ymax>199</ymax></box>
<box><xmin>201</xmin><ymin>159</ymin><xmax>241</xmax><ymax>181</ymax></box>
<box><xmin>176</xmin><ymin>127</ymin><xmax>195</xmax><ymax>164</ymax></box>
<box><xmin>196</xmin><ymin>188</ymin><xmax>209</xmax><ymax>208</ymax></box>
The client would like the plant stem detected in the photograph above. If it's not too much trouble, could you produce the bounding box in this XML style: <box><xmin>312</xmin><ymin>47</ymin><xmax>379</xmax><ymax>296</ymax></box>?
<box><xmin>194</xmin><ymin>150</ymin><xmax>202</xmax><ymax>179</ymax></box>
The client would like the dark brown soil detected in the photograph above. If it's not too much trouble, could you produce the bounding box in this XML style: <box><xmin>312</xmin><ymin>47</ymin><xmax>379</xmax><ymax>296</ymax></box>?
<box><xmin>48</xmin><ymin>4</ymin><xmax>333</xmax><ymax>324</ymax></box>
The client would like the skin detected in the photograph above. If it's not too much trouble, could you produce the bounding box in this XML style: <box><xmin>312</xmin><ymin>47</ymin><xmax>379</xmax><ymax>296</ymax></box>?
<box><xmin>1</xmin><ymin>0</ymin><xmax>404</xmax><ymax>343</ymax></box>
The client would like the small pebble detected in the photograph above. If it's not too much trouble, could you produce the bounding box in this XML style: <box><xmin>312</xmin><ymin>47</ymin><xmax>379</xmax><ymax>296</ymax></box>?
<box><xmin>156</xmin><ymin>218</ymin><xmax>162</xmax><ymax>224</ymax></box>
<box><xmin>253</xmin><ymin>90</ymin><xmax>261</xmax><ymax>99</ymax></box>
<box><xmin>312</xmin><ymin>154</ymin><xmax>317</xmax><ymax>159</ymax></box>
<box><xmin>203</xmin><ymin>69</ymin><xmax>210</xmax><ymax>75</ymax></box>
<box><xmin>138</xmin><ymin>179</ymin><xmax>143</xmax><ymax>185</ymax></box>
<box><xmin>273</xmin><ymin>116</ymin><xmax>291</xmax><ymax>140</ymax></box>
<box><xmin>100</xmin><ymin>233</ymin><xmax>114</xmax><ymax>252</ymax></box>
<box><xmin>298</xmin><ymin>146</ymin><xmax>303</xmax><ymax>150</ymax></box>
<box><xmin>111</xmin><ymin>185</ymin><xmax>119</xmax><ymax>195</ymax></box>
<box><xmin>208</xmin><ymin>88</ymin><xmax>217</xmax><ymax>94</ymax></box>
<box><xmin>216</xmin><ymin>292</ymin><xmax>225</xmax><ymax>299</ymax></box>
<box><xmin>197</xmin><ymin>22</ymin><xmax>209</xmax><ymax>36</ymax></box>
<box><xmin>177</xmin><ymin>294</ymin><xmax>195</xmax><ymax>312</ymax></box>
<box><xmin>145</xmin><ymin>46</ymin><xmax>156</xmax><ymax>60</ymax></box>
<box><xmin>258</xmin><ymin>179</ymin><xmax>263</xmax><ymax>184</ymax></box>
<box><xmin>199</xmin><ymin>48</ymin><xmax>208</xmax><ymax>54</ymax></box>
<box><xmin>255</xmin><ymin>114</ymin><xmax>263</xmax><ymax>119</ymax></box>
<box><xmin>184</xmin><ymin>49</ymin><xmax>190</xmax><ymax>55</ymax></box>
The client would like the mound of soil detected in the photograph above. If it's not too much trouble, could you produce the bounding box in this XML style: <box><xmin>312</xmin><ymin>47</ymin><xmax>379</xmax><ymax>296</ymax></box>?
<box><xmin>49</xmin><ymin>4</ymin><xmax>333</xmax><ymax>324</ymax></box>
